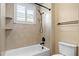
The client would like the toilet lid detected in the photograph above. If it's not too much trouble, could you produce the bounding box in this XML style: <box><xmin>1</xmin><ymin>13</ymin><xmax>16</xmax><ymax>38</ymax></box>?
<box><xmin>53</xmin><ymin>54</ymin><xmax>64</xmax><ymax>56</ymax></box>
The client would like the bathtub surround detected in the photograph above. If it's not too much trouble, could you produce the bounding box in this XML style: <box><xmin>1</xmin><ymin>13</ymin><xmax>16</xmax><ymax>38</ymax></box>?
<box><xmin>5</xmin><ymin>3</ymin><xmax>42</xmax><ymax>50</ymax></box>
<box><xmin>5</xmin><ymin>3</ymin><xmax>55</xmax><ymax>55</ymax></box>
<box><xmin>0</xmin><ymin>3</ymin><xmax>55</xmax><ymax>56</ymax></box>
<box><xmin>0</xmin><ymin>3</ymin><xmax>42</xmax><ymax>55</ymax></box>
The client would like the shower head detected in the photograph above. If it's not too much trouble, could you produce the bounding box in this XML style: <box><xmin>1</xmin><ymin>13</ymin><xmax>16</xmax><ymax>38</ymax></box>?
<box><xmin>37</xmin><ymin>10</ymin><xmax>44</xmax><ymax>15</ymax></box>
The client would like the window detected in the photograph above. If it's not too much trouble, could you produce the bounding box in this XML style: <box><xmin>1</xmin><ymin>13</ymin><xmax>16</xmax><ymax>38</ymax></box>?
<box><xmin>14</xmin><ymin>4</ymin><xmax>36</xmax><ymax>24</ymax></box>
<box><xmin>27</xmin><ymin>10</ymin><xmax>35</xmax><ymax>23</ymax></box>
<box><xmin>16</xmin><ymin>5</ymin><xmax>26</xmax><ymax>22</ymax></box>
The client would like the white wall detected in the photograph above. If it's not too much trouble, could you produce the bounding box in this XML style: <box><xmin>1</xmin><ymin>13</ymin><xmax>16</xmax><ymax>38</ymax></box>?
<box><xmin>54</xmin><ymin>4</ymin><xmax>79</xmax><ymax>55</ymax></box>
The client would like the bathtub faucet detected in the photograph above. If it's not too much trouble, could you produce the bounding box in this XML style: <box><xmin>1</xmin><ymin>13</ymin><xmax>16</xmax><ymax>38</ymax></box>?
<box><xmin>40</xmin><ymin>37</ymin><xmax>45</xmax><ymax>45</ymax></box>
<box><xmin>40</xmin><ymin>37</ymin><xmax>45</xmax><ymax>49</ymax></box>
<box><xmin>40</xmin><ymin>42</ymin><xmax>45</xmax><ymax>49</ymax></box>
<box><xmin>40</xmin><ymin>42</ymin><xmax>44</xmax><ymax>45</ymax></box>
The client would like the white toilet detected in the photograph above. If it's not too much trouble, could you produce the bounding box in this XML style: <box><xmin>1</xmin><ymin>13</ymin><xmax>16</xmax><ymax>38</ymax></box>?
<box><xmin>53</xmin><ymin>42</ymin><xmax>78</xmax><ymax>56</ymax></box>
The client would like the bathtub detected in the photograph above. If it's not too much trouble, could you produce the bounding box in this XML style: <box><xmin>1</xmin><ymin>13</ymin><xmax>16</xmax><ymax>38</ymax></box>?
<box><xmin>5</xmin><ymin>44</ymin><xmax>50</xmax><ymax>56</ymax></box>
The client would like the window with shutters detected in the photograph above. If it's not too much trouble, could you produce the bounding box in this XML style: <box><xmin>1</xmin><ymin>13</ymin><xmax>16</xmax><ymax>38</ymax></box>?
<box><xmin>14</xmin><ymin>4</ymin><xmax>36</xmax><ymax>24</ymax></box>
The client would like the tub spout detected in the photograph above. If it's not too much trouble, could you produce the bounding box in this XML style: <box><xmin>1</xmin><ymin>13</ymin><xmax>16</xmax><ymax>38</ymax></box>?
<box><xmin>40</xmin><ymin>42</ymin><xmax>44</xmax><ymax>45</ymax></box>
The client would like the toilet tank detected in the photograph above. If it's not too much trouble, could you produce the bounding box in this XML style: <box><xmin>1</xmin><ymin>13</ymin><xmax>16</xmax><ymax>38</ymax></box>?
<box><xmin>59</xmin><ymin>42</ymin><xmax>78</xmax><ymax>56</ymax></box>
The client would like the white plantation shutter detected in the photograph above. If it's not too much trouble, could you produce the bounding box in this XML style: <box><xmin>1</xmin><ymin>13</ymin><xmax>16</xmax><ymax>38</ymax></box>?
<box><xmin>27</xmin><ymin>10</ymin><xmax>34</xmax><ymax>23</ymax></box>
<box><xmin>16</xmin><ymin>4</ymin><xmax>26</xmax><ymax>22</ymax></box>
<box><xmin>15</xmin><ymin>3</ymin><xmax>36</xmax><ymax>24</ymax></box>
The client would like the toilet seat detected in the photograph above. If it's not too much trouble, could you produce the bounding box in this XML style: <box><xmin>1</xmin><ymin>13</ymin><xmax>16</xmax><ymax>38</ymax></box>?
<box><xmin>53</xmin><ymin>54</ymin><xmax>64</xmax><ymax>56</ymax></box>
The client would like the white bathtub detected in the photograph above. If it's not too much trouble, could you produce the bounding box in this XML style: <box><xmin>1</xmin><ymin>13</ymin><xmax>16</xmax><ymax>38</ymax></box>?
<box><xmin>5</xmin><ymin>44</ymin><xmax>50</xmax><ymax>56</ymax></box>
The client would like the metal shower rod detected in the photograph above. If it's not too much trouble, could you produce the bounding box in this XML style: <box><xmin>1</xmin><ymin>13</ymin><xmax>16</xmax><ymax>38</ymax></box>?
<box><xmin>34</xmin><ymin>3</ymin><xmax>51</xmax><ymax>11</ymax></box>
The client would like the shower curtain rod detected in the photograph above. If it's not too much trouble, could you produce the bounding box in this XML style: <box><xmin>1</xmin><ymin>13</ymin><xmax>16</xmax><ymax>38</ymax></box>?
<box><xmin>34</xmin><ymin>3</ymin><xmax>51</xmax><ymax>11</ymax></box>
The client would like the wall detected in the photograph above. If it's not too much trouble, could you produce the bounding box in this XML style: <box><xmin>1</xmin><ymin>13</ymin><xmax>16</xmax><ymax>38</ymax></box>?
<box><xmin>0</xmin><ymin>4</ymin><xmax>6</xmax><ymax>55</ymax></box>
<box><xmin>41</xmin><ymin>3</ymin><xmax>55</xmax><ymax>55</ymax></box>
<box><xmin>5</xmin><ymin>3</ymin><xmax>42</xmax><ymax>50</ymax></box>
<box><xmin>54</xmin><ymin>3</ymin><xmax>79</xmax><ymax>55</ymax></box>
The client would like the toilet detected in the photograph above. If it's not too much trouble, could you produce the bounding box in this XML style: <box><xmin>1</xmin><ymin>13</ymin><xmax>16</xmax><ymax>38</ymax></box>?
<box><xmin>53</xmin><ymin>42</ymin><xmax>78</xmax><ymax>56</ymax></box>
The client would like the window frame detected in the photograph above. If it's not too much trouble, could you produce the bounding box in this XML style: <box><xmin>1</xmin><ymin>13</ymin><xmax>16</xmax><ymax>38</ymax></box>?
<box><xmin>14</xmin><ymin>3</ymin><xmax>36</xmax><ymax>24</ymax></box>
